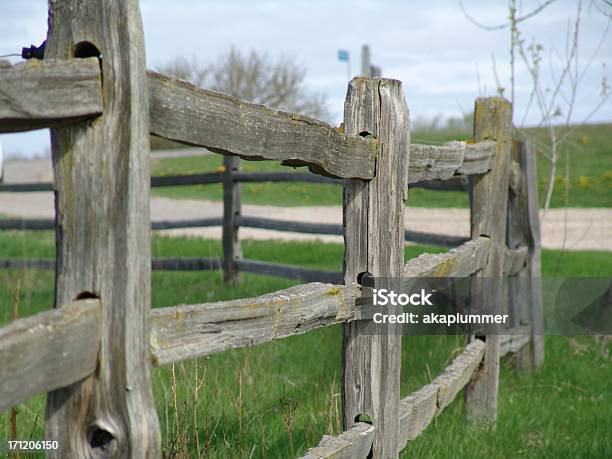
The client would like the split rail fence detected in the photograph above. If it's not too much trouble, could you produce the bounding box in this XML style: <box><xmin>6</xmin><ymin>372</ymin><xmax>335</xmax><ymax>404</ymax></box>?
<box><xmin>0</xmin><ymin>1</ymin><xmax>544</xmax><ymax>457</ymax></box>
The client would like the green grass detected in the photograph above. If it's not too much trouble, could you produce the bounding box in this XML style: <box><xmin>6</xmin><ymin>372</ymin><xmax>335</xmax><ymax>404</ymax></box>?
<box><xmin>151</xmin><ymin>123</ymin><xmax>612</xmax><ymax>208</ymax></box>
<box><xmin>1</xmin><ymin>231</ymin><xmax>610</xmax><ymax>458</ymax></box>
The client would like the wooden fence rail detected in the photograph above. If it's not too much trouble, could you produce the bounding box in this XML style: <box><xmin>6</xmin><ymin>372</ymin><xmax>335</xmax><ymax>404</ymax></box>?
<box><xmin>0</xmin><ymin>5</ymin><xmax>544</xmax><ymax>456</ymax></box>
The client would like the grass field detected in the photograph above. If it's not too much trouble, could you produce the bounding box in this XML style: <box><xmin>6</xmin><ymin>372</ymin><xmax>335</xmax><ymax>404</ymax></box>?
<box><xmin>1</xmin><ymin>231</ymin><xmax>611</xmax><ymax>458</ymax></box>
<box><xmin>151</xmin><ymin>123</ymin><xmax>612</xmax><ymax>208</ymax></box>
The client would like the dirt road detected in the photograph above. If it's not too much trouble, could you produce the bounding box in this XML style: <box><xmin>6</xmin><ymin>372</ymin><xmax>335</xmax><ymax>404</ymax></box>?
<box><xmin>1</xmin><ymin>157</ymin><xmax>610</xmax><ymax>251</ymax></box>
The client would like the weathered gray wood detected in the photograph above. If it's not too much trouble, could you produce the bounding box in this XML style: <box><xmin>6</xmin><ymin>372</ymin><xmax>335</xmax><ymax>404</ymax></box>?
<box><xmin>403</xmin><ymin>237</ymin><xmax>490</xmax><ymax>278</ymax></box>
<box><xmin>507</xmin><ymin>140</ymin><xmax>528</xmax><ymax>332</ymax></box>
<box><xmin>236</xmin><ymin>259</ymin><xmax>343</xmax><ymax>284</ymax></box>
<box><xmin>398</xmin><ymin>384</ymin><xmax>438</xmax><ymax>449</ymax></box>
<box><xmin>300</xmin><ymin>423</ymin><xmax>375</xmax><ymax>459</ymax></box>
<box><xmin>398</xmin><ymin>340</ymin><xmax>486</xmax><ymax>448</ymax></box>
<box><xmin>152</xmin><ymin>257</ymin><xmax>222</xmax><ymax>271</ymax></box>
<box><xmin>0</xmin><ymin>58</ymin><xmax>103</xmax><ymax>133</ymax></box>
<box><xmin>148</xmin><ymin>71</ymin><xmax>377</xmax><ymax>179</ymax></box>
<box><xmin>499</xmin><ymin>326</ymin><xmax>532</xmax><ymax>357</ymax></box>
<box><xmin>44</xmin><ymin>0</ymin><xmax>160</xmax><ymax>456</ymax></box>
<box><xmin>504</xmin><ymin>246</ymin><xmax>528</xmax><ymax>276</ymax></box>
<box><xmin>512</xmin><ymin>139</ymin><xmax>545</xmax><ymax>368</ymax></box>
<box><xmin>150</xmin><ymin>282</ymin><xmax>361</xmax><ymax>366</ymax></box>
<box><xmin>465</xmin><ymin>97</ymin><xmax>513</xmax><ymax>426</ymax></box>
<box><xmin>509</xmin><ymin>159</ymin><xmax>522</xmax><ymax>195</ymax></box>
<box><xmin>407</xmin><ymin>140</ymin><xmax>495</xmax><ymax>183</ymax></box>
<box><xmin>432</xmin><ymin>339</ymin><xmax>486</xmax><ymax>414</ymax></box>
<box><xmin>222</xmin><ymin>156</ymin><xmax>242</xmax><ymax>282</ymax></box>
<box><xmin>0</xmin><ymin>299</ymin><xmax>101</xmax><ymax>413</ymax></box>
<box><xmin>342</xmin><ymin>78</ymin><xmax>410</xmax><ymax>458</ymax></box>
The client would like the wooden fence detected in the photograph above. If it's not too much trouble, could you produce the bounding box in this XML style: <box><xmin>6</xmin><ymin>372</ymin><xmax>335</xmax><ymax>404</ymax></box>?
<box><xmin>0</xmin><ymin>1</ymin><xmax>544</xmax><ymax>457</ymax></box>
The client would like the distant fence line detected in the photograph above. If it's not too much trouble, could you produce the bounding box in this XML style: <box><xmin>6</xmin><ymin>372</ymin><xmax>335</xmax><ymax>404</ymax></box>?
<box><xmin>0</xmin><ymin>5</ymin><xmax>543</xmax><ymax>456</ymax></box>
<box><xmin>0</xmin><ymin>162</ymin><xmax>470</xmax><ymax>283</ymax></box>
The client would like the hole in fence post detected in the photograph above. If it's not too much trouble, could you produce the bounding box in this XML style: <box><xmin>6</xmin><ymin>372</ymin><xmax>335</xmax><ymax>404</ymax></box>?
<box><xmin>88</xmin><ymin>426</ymin><xmax>116</xmax><ymax>455</ymax></box>
<box><xmin>73</xmin><ymin>41</ymin><xmax>101</xmax><ymax>59</ymax></box>
<box><xmin>357</xmin><ymin>271</ymin><xmax>374</xmax><ymax>287</ymax></box>
<box><xmin>354</xmin><ymin>413</ymin><xmax>373</xmax><ymax>425</ymax></box>
<box><xmin>75</xmin><ymin>291</ymin><xmax>99</xmax><ymax>300</ymax></box>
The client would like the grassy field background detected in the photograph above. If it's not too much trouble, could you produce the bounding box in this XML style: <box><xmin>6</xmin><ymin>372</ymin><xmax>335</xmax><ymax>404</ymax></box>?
<box><xmin>1</xmin><ymin>231</ymin><xmax>611</xmax><ymax>458</ymax></box>
<box><xmin>151</xmin><ymin>123</ymin><xmax>612</xmax><ymax>208</ymax></box>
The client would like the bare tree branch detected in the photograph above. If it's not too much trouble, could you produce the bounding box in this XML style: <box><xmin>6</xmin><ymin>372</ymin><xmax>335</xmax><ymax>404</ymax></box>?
<box><xmin>156</xmin><ymin>47</ymin><xmax>331</xmax><ymax>121</ymax></box>
<box><xmin>458</xmin><ymin>0</ymin><xmax>557</xmax><ymax>30</ymax></box>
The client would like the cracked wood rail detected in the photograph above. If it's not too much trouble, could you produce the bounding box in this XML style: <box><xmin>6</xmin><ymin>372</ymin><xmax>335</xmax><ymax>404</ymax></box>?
<box><xmin>150</xmin><ymin>282</ymin><xmax>362</xmax><ymax>366</ymax></box>
<box><xmin>148</xmin><ymin>71</ymin><xmax>377</xmax><ymax>179</ymax></box>
<box><xmin>398</xmin><ymin>339</ymin><xmax>486</xmax><ymax>448</ymax></box>
<box><xmin>0</xmin><ymin>58</ymin><xmax>103</xmax><ymax>133</ymax></box>
<box><xmin>0</xmin><ymin>299</ymin><xmax>101</xmax><ymax>413</ymax></box>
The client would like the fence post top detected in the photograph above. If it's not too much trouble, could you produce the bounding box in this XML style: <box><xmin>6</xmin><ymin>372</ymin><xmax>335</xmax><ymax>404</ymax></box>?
<box><xmin>475</xmin><ymin>96</ymin><xmax>512</xmax><ymax>109</ymax></box>
<box><xmin>348</xmin><ymin>76</ymin><xmax>403</xmax><ymax>88</ymax></box>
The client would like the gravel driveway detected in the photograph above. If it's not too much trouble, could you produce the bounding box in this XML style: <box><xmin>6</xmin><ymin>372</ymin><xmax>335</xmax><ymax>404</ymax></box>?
<box><xmin>1</xmin><ymin>157</ymin><xmax>610</xmax><ymax>251</ymax></box>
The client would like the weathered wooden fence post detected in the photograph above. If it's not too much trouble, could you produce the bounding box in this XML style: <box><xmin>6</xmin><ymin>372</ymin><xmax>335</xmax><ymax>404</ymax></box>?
<box><xmin>508</xmin><ymin>139</ymin><xmax>544</xmax><ymax>369</ymax></box>
<box><xmin>44</xmin><ymin>0</ymin><xmax>161</xmax><ymax>456</ymax></box>
<box><xmin>465</xmin><ymin>97</ymin><xmax>512</xmax><ymax>425</ymax></box>
<box><xmin>342</xmin><ymin>78</ymin><xmax>410</xmax><ymax>458</ymax></box>
<box><xmin>223</xmin><ymin>156</ymin><xmax>243</xmax><ymax>282</ymax></box>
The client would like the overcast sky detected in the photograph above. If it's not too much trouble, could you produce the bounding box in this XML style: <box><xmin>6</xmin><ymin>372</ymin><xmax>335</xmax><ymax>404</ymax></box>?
<box><xmin>1</xmin><ymin>0</ymin><xmax>610</xmax><ymax>158</ymax></box>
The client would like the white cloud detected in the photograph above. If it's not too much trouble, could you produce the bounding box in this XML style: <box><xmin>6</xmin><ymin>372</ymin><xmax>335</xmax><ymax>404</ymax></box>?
<box><xmin>1</xmin><ymin>0</ymin><xmax>610</xmax><ymax>157</ymax></box>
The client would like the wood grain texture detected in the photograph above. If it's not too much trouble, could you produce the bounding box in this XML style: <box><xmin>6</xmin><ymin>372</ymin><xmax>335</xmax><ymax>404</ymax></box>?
<box><xmin>222</xmin><ymin>156</ymin><xmax>242</xmax><ymax>282</ymax></box>
<box><xmin>44</xmin><ymin>0</ymin><xmax>161</xmax><ymax>456</ymax></box>
<box><xmin>511</xmin><ymin>139</ymin><xmax>544</xmax><ymax>367</ymax></box>
<box><xmin>403</xmin><ymin>237</ymin><xmax>490</xmax><ymax>278</ymax></box>
<box><xmin>150</xmin><ymin>282</ymin><xmax>361</xmax><ymax>366</ymax></box>
<box><xmin>398</xmin><ymin>384</ymin><xmax>438</xmax><ymax>448</ymax></box>
<box><xmin>499</xmin><ymin>326</ymin><xmax>532</xmax><ymax>357</ymax></box>
<box><xmin>300</xmin><ymin>423</ymin><xmax>375</xmax><ymax>459</ymax></box>
<box><xmin>398</xmin><ymin>340</ymin><xmax>485</xmax><ymax>448</ymax></box>
<box><xmin>432</xmin><ymin>339</ymin><xmax>486</xmax><ymax>414</ymax></box>
<box><xmin>504</xmin><ymin>246</ymin><xmax>528</xmax><ymax>276</ymax></box>
<box><xmin>0</xmin><ymin>299</ymin><xmax>101</xmax><ymax>413</ymax></box>
<box><xmin>342</xmin><ymin>78</ymin><xmax>410</xmax><ymax>458</ymax></box>
<box><xmin>408</xmin><ymin>140</ymin><xmax>495</xmax><ymax>183</ymax></box>
<box><xmin>0</xmin><ymin>58</ymin><xmax>102</xmax><ymax>133</ymax></box>
<box><xmin>465</xmin><ymin>97</ymin><xmax>513</xmax><ymax>426</ymax></box>
<box><xmin>148</xmin><ymin>71</ymin><xmax>377</xmax><ymax>179</ymax></box>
